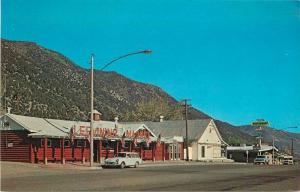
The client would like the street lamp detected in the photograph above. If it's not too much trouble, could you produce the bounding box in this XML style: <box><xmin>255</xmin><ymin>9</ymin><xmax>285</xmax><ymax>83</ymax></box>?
<box><xmin>89</xmin><ymin>50</ymin><xmax>152</xmax><ymax>167</ymax></box>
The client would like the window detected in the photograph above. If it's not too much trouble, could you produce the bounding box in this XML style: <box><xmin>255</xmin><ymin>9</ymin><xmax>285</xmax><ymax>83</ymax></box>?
<box><xmin>124</xmin><ymin>141</ymin><xmax>131</xmax><ymax>148</ymax></box>
<box><xmin>41</xmin><ymin>139</ymin><xmax>52</xmax><ymax>147</ymax></box>
<box><xmin>64</xmin><ymin>140</ymin><xmax>71</xmax><ymax>147</ymax></box>
<box><xmin>76</xmin><ymin>140</ymin><xmax>86</xmax><ymax>147</ymax></box>
<box><xmin>102</xmin><ymin>140</ymin><xmax>109</xmax><ymax>149</ymax></box>
<box><xmin>140</xmin><ymin>142</ymin><xmax>152</xmax><ymax>150</ymax></box>
<box><xmin>102</xmin><ymin>140</ymin><xmax>115</xmax><ymax>149</ymax></box>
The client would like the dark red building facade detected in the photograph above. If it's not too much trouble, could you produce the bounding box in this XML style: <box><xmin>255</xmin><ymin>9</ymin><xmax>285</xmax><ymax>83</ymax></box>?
<box><xmin>0</xmin><ymin>114</ymin><xmax>184</xmax><ymax>164</ymax></box>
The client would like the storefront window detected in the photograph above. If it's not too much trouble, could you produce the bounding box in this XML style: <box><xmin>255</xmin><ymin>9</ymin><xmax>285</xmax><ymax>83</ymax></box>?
<box><xmin>76</xmin><ymin>140</ymin><xmax>86</xmax><ymax>147</ymax></box>
<box><xmin>41</xmin><ymin>139</ymin><xmax>52</xmax><ymax>147</ymax></box>
<box><xmin>102</xmin><ymin>140</ymin><xmax>116</xmax><ymax>149</ymax></box>
<box><xmin>142</xmin><ymin>142</ymin><xmax>152</xmax><ymax>150</ymax></box>
<box><xmin>124</xmin><ymin>141</ymin><xmax>131</xmax><ymax>148</ymax></box>
<box><xmin>64</xmin><ymin>140</ymin><xmax>71</xmax><ymax>147</ymax></box>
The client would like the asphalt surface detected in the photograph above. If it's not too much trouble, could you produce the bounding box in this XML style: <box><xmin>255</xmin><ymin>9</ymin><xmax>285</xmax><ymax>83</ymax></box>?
<box><xmin>1</xmin><ymin>162</ymin><xmax>300</xmax><ymax>191</ymax></box>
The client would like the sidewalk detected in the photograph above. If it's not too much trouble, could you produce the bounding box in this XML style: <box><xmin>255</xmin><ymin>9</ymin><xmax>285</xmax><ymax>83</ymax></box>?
<box><xmin>140</xmin><ymin>159</ymin><xmax>240</xmax><ymax>167</ymax></box>
<box><xmin>1</xmin><ymin>160</ymin><xmax>242</xmax><ymax>173</ymax></box>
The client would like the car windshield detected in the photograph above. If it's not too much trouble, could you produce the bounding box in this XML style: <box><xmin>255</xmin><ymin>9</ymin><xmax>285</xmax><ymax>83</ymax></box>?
<box><xmin>116</xmin><ymin>153</ymin><xmax>126</xmax><ymax>157</ymax></box>
<box><xmin>256</xmin><ymin>156</ymin><xmax>266</xmax><ymax>158</ymax></box>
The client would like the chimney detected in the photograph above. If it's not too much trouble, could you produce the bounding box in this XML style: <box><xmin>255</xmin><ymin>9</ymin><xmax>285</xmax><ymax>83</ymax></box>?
<box><xmin>114</xmin><ymin>116</ymin><xmax>119</xmax><ymax>123</ymax></box>
<box><xmin>159</xmin><ymin>115</ymin><xmax>164</xmax><ymax>122</ymax></box>
<box><xmin>7</xmin><ymin>107</ymin><xmax>12</xmax><ymax>114</ymax></box>
<box><xmin>89</xmin><ymin>110</ymin><xmax>102</xmax><ymax>121</ymax></box>
<box><xmin>114</xmin><ymin>117</ymin><xmax>119</xmax><ymax>128</ymax></box>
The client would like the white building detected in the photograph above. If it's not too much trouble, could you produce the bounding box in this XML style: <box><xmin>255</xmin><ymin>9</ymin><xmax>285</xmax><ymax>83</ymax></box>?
<box><xmin>136</xmin><ymin>119</ymin><xmax>229</xmax><ymax>161</ymax></box>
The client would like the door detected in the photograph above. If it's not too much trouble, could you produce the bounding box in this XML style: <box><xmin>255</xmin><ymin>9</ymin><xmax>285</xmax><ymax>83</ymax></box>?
<box><xmin>93</xmin><ymin>141</ymin><xmax>98</xmax><ymax>162</ymax></box>
<box><xmin>201</xmin><ymin>146</ymin><xmax>205</xmax><ymax>158</ymax></box>
<box><xmin>174</xmin><ymin>144</ymin><xmax>178</xmax><ymax>160</ymax></box>
<box><xmin>197</xmin><ymin>144</ymin><xmax>206</xmax><ymax>159</ymax></box>
<box><xmin>168</xmin><ymin>145</ymin><xmax>173</xmax><ymax>160</ymax></box>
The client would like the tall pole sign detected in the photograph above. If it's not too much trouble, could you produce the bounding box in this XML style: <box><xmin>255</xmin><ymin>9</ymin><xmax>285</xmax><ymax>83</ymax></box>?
<box><xmin>252</xmin><ymin>119</ymin><xmax>269</xmax><ymax>154</ymax></box>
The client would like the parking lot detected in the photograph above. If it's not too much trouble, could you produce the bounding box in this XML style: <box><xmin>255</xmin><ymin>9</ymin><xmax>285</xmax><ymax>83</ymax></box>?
<box><xmin>1</xmin><ymin>161</ymin><xmax>300</xmax><ymax>191</ymax></box>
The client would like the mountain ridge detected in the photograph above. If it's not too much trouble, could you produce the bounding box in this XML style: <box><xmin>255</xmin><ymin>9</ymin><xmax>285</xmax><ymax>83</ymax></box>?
<box><xmin>1</xmin><ymin>38</ymin><xmax>298</xmax><ymax>156</ymax></box>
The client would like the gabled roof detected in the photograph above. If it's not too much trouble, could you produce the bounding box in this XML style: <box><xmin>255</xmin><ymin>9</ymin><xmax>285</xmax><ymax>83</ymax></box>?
<box><xmin>124</xmin><ymin>119</ymin><xmax>213</xmax><ymax>143</ymax></box>
<box><xmin>3</xmin><ymin>114</ymin><xmax>68</xmax><ymax>137</ymax></box>
<box><xmin>1</xmin><ymin>114</ymin><xmax>156</xmax><ymax>139</ymax></box>
<box><xmin>121</xmin><ymin>123</ymin><xmax>157</xmax><ymax>138</ymax></box>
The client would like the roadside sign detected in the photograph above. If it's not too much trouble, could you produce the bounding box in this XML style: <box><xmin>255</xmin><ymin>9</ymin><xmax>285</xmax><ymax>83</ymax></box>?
<box><xmin>252</xmin><ymin>120</ymin><xmax>269</xmax><ymax>127</ymax></box>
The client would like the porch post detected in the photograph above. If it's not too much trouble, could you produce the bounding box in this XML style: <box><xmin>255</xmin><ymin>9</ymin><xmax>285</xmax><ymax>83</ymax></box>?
<box><xmin>162</xmin><ymin>142</ymin><xmax>165</xmax><ymax>162</ymax></box>
<box><xmin>44</xmin><ymin>137</ymin><xmax>48</xmax><ymax>165</ymax></box>
<box><xmin>140</xmin><ymin>144</ymin><xmax>143</xmax><ymax>159</ymax></box>
<box><xmin>114</xmin><ymin>140</ymin><xmax>119</xmax><ymax>155</ymax></box>
<box><xmin>152</xmin><ymin>143</ymin><xmax>154</xmax><ymax>162</ymax></box>
<box><xmin>61</xmin><ymin>138</ymin><xmax>65</xmax><ymax>164</ymax></box>
<box><xmin>129</xmin><ymin>141</ymin><xmax>132</xmax><ymax>152</ymax></box>
<box><xmin>29</xmin><ymin>138</ymin><xmax>34</xmax><ymax>163</ymax></box>
<box><xmin>82</xmin><ymin>141</ymin><xmax>85</xmax><ymax>164</ymax></box>
<box><xmin>152</xmin><ymin>142</ymin><xmax>156</xmax><ymax>162</ymax></box>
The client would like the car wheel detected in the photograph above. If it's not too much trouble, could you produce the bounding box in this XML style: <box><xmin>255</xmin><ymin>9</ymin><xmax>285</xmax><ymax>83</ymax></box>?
<box><xmin>120</xmin><ymin>162</ymin><xmax>125</xmax><ymax>169</ymax></box>
<box><xmin>134</xmin><ymin>162</ymin><xmax>139</xmax><ymax>168</ymax></box>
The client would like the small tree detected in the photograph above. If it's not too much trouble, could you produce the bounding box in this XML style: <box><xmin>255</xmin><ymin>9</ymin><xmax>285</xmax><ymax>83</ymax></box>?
<box><xmin>122</xmin><ymin>99</ymin><xmax>183</xmax><ymax>121</ymax></box>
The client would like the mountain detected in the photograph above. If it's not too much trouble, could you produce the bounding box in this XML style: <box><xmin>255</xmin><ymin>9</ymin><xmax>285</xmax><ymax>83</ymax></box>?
<box><xmin>1</xmin><ymin>39</ymin><xmax>203</xmax><ymax>121</ymax></box>
<box><xmin>0</xmin><ymin>39</ymin><xmax>297</xmax><ymax>153</ymax></box>
<box><xmin>237</xmin><ymin>125</ymin><xmax>300</xmax><ymax>158</ymax></box>
<box><xmin>214</xmin><ymin>120</ymin><xmax>256</xmax><ymax>145</ymax></box>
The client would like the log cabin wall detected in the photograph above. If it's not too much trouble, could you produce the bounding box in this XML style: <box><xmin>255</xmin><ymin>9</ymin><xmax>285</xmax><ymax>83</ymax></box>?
<box><xmin>0</xmin><ymin>130</ymin><xmax>31</xmax><ymax>162</ymax></box>
<box><xmin>32</xmin><ymin>138</ymin><xmax>91</xmax><ymax>162</ymax></box>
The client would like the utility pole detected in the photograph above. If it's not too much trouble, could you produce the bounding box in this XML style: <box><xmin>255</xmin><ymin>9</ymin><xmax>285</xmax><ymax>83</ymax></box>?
<box><xmin>291</xmin><ymin>138</ymin><xmax>294</xmax><ymax>157</ymax></box>
<box><xmin>182</xmin><ymin>99</ymin><xmax>190</xmax><ymax>161</ymax></box>
<box><xmin>90</xmin><ymin>54</ymin><xmax>94</xmax><ymax>167</ymax></box>
<box><xmin>272</xmin><ymin>136</ymin><xmax>275</xmax><ymax>164</ymax></box>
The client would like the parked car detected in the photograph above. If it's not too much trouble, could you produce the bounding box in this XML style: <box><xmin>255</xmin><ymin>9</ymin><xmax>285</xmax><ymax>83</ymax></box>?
<box><xmin>254</xmin><ymin>155</ymin><xmax>270</xmax><ymax>165</ymax></box>
<box><xmin>283</xmin><ymin>156</ymin><xmax>294</xmax><ymax>165</ymax></box>
<box><xmin>102</xmin><ymin>152</ymin><xmax>142</xmax><ymax>169</ymax></box>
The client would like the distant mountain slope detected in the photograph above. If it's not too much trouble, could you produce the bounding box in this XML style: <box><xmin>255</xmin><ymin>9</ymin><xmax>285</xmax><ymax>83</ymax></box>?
<box><xmin>2</xmin><ymin>39</ymin><xmax>296</xmax><ymax>151</ymax></box>
<box><xmin>215</xmin><ymin>120</ymin><xmax>256</xmax><ymax>145</ymax></box>
<box><xmin>237</xmin><ymin>125</ymin><xmax>300</xmax><ymax>157</ymax></box>
<box><xmin>0</xmin><ymin>39</ymin><xmax>209</xmax><ymax>122</ymax></box>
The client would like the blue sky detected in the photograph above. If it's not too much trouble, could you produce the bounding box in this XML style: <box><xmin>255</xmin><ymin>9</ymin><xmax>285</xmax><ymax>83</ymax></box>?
<box><xmin>2</xmin><ymin>0</ymin><xmax>300</xmax><ymax>132</ymax></box>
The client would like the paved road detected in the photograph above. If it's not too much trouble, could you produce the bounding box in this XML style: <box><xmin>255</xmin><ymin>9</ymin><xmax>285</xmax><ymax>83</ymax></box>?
<box><xmin>1</xmin><ymin>162</ymin><xmax>299</xmax><ymax>191</ymax></box>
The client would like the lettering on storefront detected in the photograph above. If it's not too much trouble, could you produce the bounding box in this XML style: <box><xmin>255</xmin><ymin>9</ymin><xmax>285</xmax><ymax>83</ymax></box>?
<box><xmin>73</xmin><ymin>125</ymin><xmax>118</xmax><ymax>138</ymax></box>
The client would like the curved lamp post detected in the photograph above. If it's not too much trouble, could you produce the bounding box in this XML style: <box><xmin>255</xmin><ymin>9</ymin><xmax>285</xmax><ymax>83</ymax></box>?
<box><xmin>90</xmin><ymin>49</ymin><xmax>152</xmax><ymax>167</ymax></box>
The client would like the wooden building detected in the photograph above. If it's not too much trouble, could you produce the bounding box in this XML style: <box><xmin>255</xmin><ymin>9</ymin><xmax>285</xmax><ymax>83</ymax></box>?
<box><xmin>138</xmin><ymin>119</ymin><xmax>229</xmax><ymax>161</ymax></box>
<box><xmin>0</xmin><ymin>113</ymin><xmax>166</xmax><ymax>164</ymax></box>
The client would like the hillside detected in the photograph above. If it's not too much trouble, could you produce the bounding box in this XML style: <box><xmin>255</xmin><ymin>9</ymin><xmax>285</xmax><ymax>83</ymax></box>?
<box><xmin>0</xmin><ymin>39</ymin><xmax>293</xmax><ymax>149</ymax></box>
<box><xmin>237</xmin><ymin>125</ymin><xmax>300</xmax><ymax>157</ymax></box>
<box><xmin>1</xmin><ymin>39</ymin><xmax>202</xmax><ymax>121</ymax></box>
<box><xmin>214</xmin><ymin>120</ymin><xmax>256</xmax><ymax>145</ymax></box>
